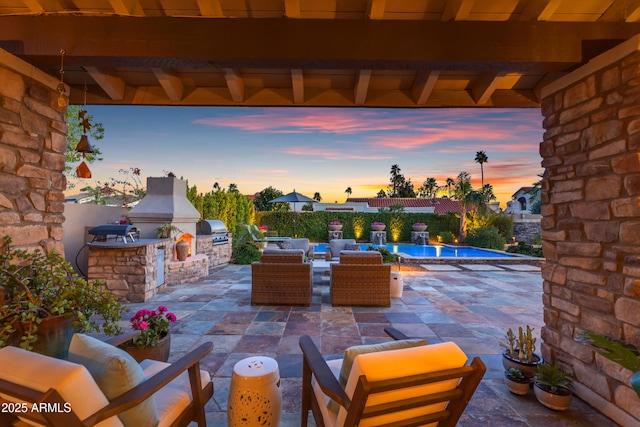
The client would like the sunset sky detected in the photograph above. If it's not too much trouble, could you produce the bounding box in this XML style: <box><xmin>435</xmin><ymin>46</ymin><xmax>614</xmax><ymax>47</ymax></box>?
<box><xmin>68</xmin><ymin>106</ymin><xmax>545</xmax><ymax>208</ymax></box>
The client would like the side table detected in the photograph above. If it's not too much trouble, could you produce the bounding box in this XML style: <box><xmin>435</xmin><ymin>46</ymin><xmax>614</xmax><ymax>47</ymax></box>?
<box><xmin>228</xmin><ymin>356</ymin><xmax>282</xmax><ymax>427</ymax></box>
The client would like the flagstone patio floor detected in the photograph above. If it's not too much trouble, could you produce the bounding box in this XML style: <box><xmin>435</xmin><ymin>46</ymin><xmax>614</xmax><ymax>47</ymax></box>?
<box><xmin>123</xmin><ymin>263</ymin><xmax>621</xmax><ymax>427</ymax></box>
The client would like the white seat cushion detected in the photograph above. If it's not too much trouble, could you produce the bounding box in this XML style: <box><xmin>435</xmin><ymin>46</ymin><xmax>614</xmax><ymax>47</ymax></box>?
<box><xmin>311</xmin><ymin>358</ymin><xmax>342</xmax><ymax>427</ymax></box>
<box><xmin>139</xmin><ymin>359</ymin><xmax>212</xmax><ymax>427</ymax></box>
<box><xmin>336</xmin><ymin>342</ymin><xmax>469</xmax><ymax>427</ymax></box>
<box><xmin>0</xmin><ymin>346</ymin><xmax>123</xmax><ymax>427</ymax></box>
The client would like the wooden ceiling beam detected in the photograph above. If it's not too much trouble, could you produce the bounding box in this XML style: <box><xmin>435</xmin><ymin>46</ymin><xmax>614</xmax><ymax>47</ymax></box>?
<box><xmin>354</xmin><ymin>69</ymin><xmax>371</xmax><ymax>104</ymax></box>
<box><xmin>471</xmin><ymin>71</ymin><xmax>506</xmax><ymax>105</ymax></box>
<box><xmin>84</xmin><ymin>66</ymin><xmax>125</xmax><ymax>100</ymax></box>
<box><xmin>537</xmin><ymin>0</ymin><xmax>562</xmax><ymax>21</ymax></box>
<box><xmin>291</xmin><ymin>69</ymin><xmax>304</xmax><ymax>103</ymax></box>
<box><xmin>21</xmin><ymin>0</ymin><xmax>62</xmax><ymax>13</ymax></box>
<box><xmin>224</xmin><ymin>68</ymin><xmax>244</xmax><ymax>102</ymax></box>
<box><xmin>514</xmin><ymin>0</ymin><xmax>553</xmax><ymax>21</ymax></box>
<box><xmin>108</xmin><ymin>0</ymin><xmax>144</xmax><ymax>16</ymax></box>
<box><xmin>284</xmin><ymin>0</ymin><xmax>300</xmax><ymax>18</ymax></box>
<box><xmin>368</xmin><ymin>0</ymin><xmax>386</xmax><ymax>20</ymax></box>
<box><xmin>196</xmin><ymin>0</ymin><xmax>223</xmax><ymax>17</ymax></box>
<box><xmin>152</xmin><ymin>68</ymin><xmax>183</xmax><ymax>102</ymax></box>
<box><xmin>412</xmin><ymin>70</ymin><xmax>440</xmax><ymax>105</ymax></box>
<box><xmin>3</xmin><ymin>17</ymin><xmax>640</xmax><ymax>70</ymax></box>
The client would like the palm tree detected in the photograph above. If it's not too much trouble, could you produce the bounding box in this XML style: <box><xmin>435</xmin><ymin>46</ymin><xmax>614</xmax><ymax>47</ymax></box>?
<box><xmin>345</xmin><ymin>187</ymin><xmax>352</xmax><ymax>200</ymax></box>
<box><xmin>445</xmin><ymin>177</ymin><xmax>455</xmax><ymax>197</ymax></box>
<box><xmin>475</xmin><ymin>151</ymin><xmax>488</xmax><ymax>187</ymax></box>
<box><xmin>313</xmin><ymin>192</ymin><xmax>322</xmax><ymax>202</ymax></box>
<box><xmin>452</xmin><ymin>172</ymin><xmax>480</xmax><ymax>243</ymax></box>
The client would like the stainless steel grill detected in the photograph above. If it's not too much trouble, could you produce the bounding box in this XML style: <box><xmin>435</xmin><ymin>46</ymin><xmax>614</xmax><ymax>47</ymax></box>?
<box><xmin>88</xmin><ymin>224</ymin><xmax>138</xmax><ymax>244</ymax></box>
<box><xmin>198</xmin><ymin>220</ymin><xmax>229</xmax><ymax>245</ymax></box>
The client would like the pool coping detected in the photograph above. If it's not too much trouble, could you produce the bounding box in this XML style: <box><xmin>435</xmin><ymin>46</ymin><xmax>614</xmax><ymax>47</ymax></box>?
<box><xmin>312</xmin><ymin>243</ymin><xmax>544</xmax><ymax>265</ymax></box>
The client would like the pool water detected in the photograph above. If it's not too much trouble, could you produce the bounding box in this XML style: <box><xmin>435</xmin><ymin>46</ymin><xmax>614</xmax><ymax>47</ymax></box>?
<box><xmin>314</xmin><ymin>243</ymin><xmax>516</xmax><ymax>258</ymax></box>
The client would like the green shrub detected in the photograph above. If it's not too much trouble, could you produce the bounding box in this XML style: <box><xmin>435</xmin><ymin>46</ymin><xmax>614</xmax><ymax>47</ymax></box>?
<box><xmin>232</xmin><ymin>244</ymin><xmax>261</xmax><ymax>264</ymax></box>
<box><xmin>438</xmin><ymin>231</ymin><xmax>455</xmax><ymax>244</ymax></box>
<box><xmin>488</xmin><ymin>214</ymin><xmax>514</xmax><ymax>242</ymax></box>
<box><xmin>507</xmin><ymin>241</ymin><xmax>543</xmax><ymax>257</ymax></box>
<box><xmin>366</xmin><ymin>246</ymin><xmax>396</xmax><ymax>263</ymax></box>
<box><xmin>465</xmin><ymin>226</ymin><xmax>505</xmax><ymax>250</ymax></box>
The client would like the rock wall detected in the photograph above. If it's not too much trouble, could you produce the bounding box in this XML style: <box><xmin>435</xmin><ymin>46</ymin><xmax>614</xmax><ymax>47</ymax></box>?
<box><xmin>540</xmin><ymin>37</ymin><xmax>640</xmax><ymax>425</ymax></box>
<box><xmin>196</xmin><ymin>234</ymin><xmax>232</xmax><ymax>267</ymax></box>
<box><xmin>0</xmin><ymin>59</ymin><xmax>68</xmax><ymax>254</ymax></box>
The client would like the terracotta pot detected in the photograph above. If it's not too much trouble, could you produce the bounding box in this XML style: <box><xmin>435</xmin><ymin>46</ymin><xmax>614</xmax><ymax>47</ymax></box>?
<box><xmin>534</xmin><ymin>382</ymin><xmax>572</xmax><ymax>410</ymax></box>
<box><xmin>176</xmin><ymin>240</ymin><xmax>190</xmax><ymax>261</ymax></box>
<box><xmin>120</xmin><ymin>332</ymin><xmax>171</xmax><ymax>363</ymax></box>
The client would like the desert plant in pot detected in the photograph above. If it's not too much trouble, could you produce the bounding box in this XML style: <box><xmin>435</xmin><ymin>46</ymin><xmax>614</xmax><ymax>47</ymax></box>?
<box><xmin>0</xmin><ymin>236</ymin><xmax>126</xmax><ymax>358</ymax></box>
<box><xmin>533</xmin><ymin>363</ymin><xmax>573</xmax><ymax>411</ymax></box>
<box><xmin>504</xmin><ymin>367</ymin><xmax>530</xmax><ymax>395</ymax></box>
<box><xmin>500</xmin><ymin>325</ymin><xmax>542</xmax><ymax>379</ymax></box>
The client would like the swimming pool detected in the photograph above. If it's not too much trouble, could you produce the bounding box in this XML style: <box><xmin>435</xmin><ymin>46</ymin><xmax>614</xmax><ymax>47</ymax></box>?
<box><xmin>313</xmin><ymin>243</ymin><xmax>517</xmax><ymax>258</ymax></box>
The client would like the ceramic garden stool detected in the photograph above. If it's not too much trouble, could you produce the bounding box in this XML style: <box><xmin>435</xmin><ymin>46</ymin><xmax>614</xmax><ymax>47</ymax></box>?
<box><xmin>228</xmin><ymin>356</ymin><xmax>282</xmax><ymax>427</ymax></box>
<box><xmin>390</xmin><ymin>270</ymin><xmax>404</xmax><ymax>298</ymax></box>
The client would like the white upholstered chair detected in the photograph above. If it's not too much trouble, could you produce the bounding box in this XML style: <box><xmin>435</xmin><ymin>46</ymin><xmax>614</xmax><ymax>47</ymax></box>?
<box><xmin>0</xmin><ymin>333</ymin><xmax>213</xmax><ymax>427</ymax></box>
<box><xmin>299</xmin><ymin>328</ymin><xmax>485</xmax><ymax>427</ymax></box>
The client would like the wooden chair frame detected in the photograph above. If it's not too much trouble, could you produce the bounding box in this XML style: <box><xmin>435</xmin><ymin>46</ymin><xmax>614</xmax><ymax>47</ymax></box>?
<box><xmin>299</xmin><ymin>328</ymin><xmax>486</xmax><ymax>427</ymax></box>
<box><xmin>0</xmin><ymin>340</ymin><xmax>214</xmax><ymax>427</ymax></box>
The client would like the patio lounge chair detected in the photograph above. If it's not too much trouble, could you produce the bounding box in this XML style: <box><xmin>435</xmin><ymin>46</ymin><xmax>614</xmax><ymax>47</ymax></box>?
<box><xmin>251</xmin><ymin>249</ymin><xmax>312</xmax><ymax>306</ymax></box>
<box><xmin>325</xmin><ymin>239</ymin><xmax>358</xmax><ymax>261</ymax></box>
<box><xmin>330</xmin><ymin>250</ymin><xmax>391</xmax><ymax>306</ymax></box>
<box><xmin>299</xmin><ymin>327</ymin><xmax>486</xmax><ymax>427</ymax></box>
<box><xmin>0</xmin><ymin>333</ymin><xmax>213</xmax><ymax>427</ymax></box>
<box><xmin>265</xmin><ymin>238</ymin><xmax>315</xmax><ymax>257</ymax></box>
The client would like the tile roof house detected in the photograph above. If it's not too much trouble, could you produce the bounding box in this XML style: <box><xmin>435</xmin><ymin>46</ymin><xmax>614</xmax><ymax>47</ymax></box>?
<box><xmin>313</xmin><ymin>198</ymin><xmax>461</xmax><ymax>214</ymax></box>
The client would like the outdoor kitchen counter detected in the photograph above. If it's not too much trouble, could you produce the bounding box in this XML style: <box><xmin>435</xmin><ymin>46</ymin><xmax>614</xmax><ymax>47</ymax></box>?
<box><xmin>86</xmin><ymin>238</ymin><xmax>172</xmax><ymax>249</ymax></box>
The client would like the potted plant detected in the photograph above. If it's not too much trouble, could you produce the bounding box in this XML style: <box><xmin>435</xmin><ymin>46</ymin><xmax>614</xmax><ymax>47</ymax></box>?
<box><xmin>500</xmin><ymin>325</ymin><xmax>542</xmax><ymax>379</ymax></box>
<box><xmin>156</xmin><ymin>223</ymin><xmax>182</xmax><ymax>239</ymax></box>
<box><xmin>412</xmin><ymin>222</ymin><xmax>427</xmax><ymax>232</ymax></box>
<box><xmin>505</xmin><ymin>367</ymin><xmax>530</xmax><ymax>395</ymax></box>
<box><xmin>533</xmin><ymin>363</ymin><xmax>573</xmax><ymax>410</ymax></box>
<box><xmin>0</xmin><ymin>236</ymin><xmax>126</xmax><ymax>358</ymax></box>
<box><xmin>371</xmin><ymin>221</ymin><xmax>386</xmax><ymax>231</ymax></box>
<box><xmin>119</xmin><ymin>305</ymin><xmax>176</xmax><ymax>363</ymax></box>
<box><xmin>328</xmin><ymin>221</ymin><xmax>343</xmax><ymax>231</ymax></box>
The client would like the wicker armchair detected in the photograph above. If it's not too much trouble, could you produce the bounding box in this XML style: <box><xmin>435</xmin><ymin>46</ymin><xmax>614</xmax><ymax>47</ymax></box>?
<box><xmin>251</xmin><ymin>249</ymin><xmax>313</xmax><ymax>306</ymax></box>
<box><xmin>330</xmin><ymin>250</ymin><xmax>391</xmax><ymax>306</ymax></box>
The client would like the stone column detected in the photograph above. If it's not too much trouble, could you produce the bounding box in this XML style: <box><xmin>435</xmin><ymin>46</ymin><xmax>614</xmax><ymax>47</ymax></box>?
<box><xmin>540</xmin><ymin>35</ymin><xmax>640</xmax><ymax>425</ymax></box>
<box><xmin>0</xmin><ymin>49</ymin><xmax>68</xmax><ymax>254</ymax></box>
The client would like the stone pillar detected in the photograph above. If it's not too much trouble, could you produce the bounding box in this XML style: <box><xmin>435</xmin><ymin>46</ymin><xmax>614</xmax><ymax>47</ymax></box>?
<box><xmin>0</xmin><ymin>49</ymin><xmax>68</xmax><ymax>254</ymax></box>
<box><xmin>540</xmin><ymin>35</ymin><xmax>640</xmax><ymax>425</ymax></box>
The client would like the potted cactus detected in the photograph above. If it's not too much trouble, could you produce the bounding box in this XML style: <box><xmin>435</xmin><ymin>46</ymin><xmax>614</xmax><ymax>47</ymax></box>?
<box><xmin>500</xmin><ymin>325</ymin><xmax>542</xmax><ymax>379</ymax></box>
<box><xmin>533</xmin><ymin>363</ymin><xmax>573</xmax><ymax>411</ymax></box>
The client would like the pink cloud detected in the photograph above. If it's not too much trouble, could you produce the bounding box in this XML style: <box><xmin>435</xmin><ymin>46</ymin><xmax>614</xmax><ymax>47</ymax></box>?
<box><xmin>193</xmin><ymin>109</ymin><xmax>410</xmax><ymax>134</ymax></box>
<box><xmin>283</xmin><ymin>146</ymin><xmax>392</xmax><ymax>160</ymax></box>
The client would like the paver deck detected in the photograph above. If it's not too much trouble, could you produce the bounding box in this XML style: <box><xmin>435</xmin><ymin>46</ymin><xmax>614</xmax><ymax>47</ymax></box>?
<box><xmin>123</xmin><ymin>263</ymin><xmax>620</xmax><ymax>427</ymax></box>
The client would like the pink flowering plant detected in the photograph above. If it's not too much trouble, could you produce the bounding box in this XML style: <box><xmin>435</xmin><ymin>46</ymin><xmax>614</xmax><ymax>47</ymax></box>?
<box><xmin>329</xmin><ymin>221</ymin><xmax>342</xmax><ymax>225</ymax></box>
<box><xmin>372</xmin><ymin>222</ymin><xmax>385</xmax><ymax>226</ymax></box>
<box><xmin>129</xmin><ymin>306</ymin><xmax>176</xmax><ymax>347</ymax></box>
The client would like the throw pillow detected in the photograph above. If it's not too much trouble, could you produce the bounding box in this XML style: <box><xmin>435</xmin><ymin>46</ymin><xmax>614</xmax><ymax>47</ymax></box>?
<box><xmin>68</xmin><ymin>334</ymin><xmax>159</xmax><ymax>427</ymax></box>
<box><xmin>327</xmin><ymin>338</ymin><xmax>427</xmax><ymax>413</ymax></box>
<box><xmin>277</xmin><ymin>241</ymin><xmax>293</xmax><ymax>249</ymax></box>
<box><xmin>344</xmin><ymin>243</ymin><xmax>360</xmax><ymax>251</ymax></box>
